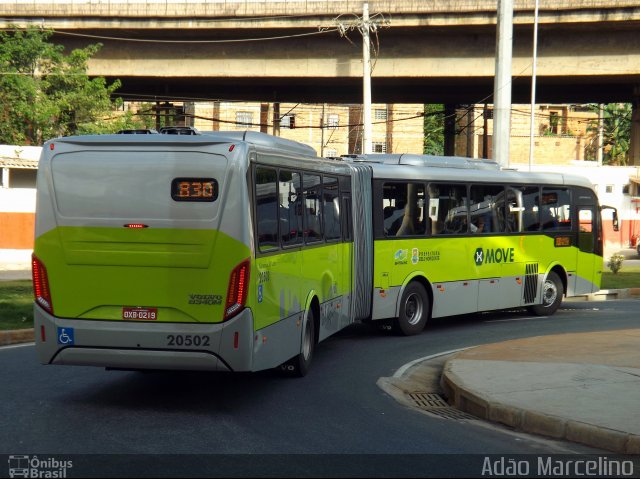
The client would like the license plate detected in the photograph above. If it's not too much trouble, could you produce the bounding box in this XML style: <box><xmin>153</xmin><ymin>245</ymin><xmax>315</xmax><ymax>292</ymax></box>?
<box><xmin>122</xmin><ymin>307</ymin><xmax>158</xmax><ymax>320</ymax></box>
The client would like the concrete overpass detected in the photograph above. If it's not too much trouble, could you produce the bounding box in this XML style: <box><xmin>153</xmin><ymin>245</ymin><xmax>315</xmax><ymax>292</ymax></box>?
<box><xmin>2</xmin><ymin>0</ymin><xmax>640</xmax><ymax>105</ymax></box>
<box><xmin>2</xmin><ymin>0</ymin><xmax>640</xmax><ymax>163</ymax></box>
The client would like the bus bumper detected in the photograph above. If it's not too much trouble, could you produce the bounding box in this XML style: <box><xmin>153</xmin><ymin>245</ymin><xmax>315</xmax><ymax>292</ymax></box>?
<box><xmin>34</xmin><ymin>305</ymin><xmax>255</xmax><ymax>372</ymax></box>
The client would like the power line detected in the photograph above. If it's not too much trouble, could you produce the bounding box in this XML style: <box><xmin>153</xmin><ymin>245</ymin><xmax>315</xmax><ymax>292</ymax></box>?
<box><xmin>128</xmin><ymin>108</ymin><xmax>427</xmax><ymax>130</ymax></box>
<box><xmin>50</xmin><ymin>27</ymin><xmax>339</xmax><ymax>44</ymax></box>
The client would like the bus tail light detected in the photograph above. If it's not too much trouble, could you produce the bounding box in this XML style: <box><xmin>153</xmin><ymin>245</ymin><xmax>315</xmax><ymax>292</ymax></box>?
<box><xmin>32</xmin><ymin>254</ymin><xmax>54</xmax><ymax>315</ymax></box>
<box><xmin>224</xmin><ymin>258</ymin><xmax>250</xmax><ymax>321</ymax></box>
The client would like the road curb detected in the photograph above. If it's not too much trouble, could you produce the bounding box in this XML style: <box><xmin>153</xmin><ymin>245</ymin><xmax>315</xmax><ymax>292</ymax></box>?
<box><xmin>440</xmin><ymin>358</ymin><xmax>640</xmax><ymax>454</ymax></box>
<box><xmin>0</xmin><ymin>328</ymin><xmax>34</xmax><ymax>346</ymax></box>
<box><xmin>377</xmin><ymin>349</ymin><xmax>465</xmax><ymax>417</ymax></box>
<box><xmin>565</xmin><ymin>287</ymin><xmax>640</xmax><ymax>302</ymax></box>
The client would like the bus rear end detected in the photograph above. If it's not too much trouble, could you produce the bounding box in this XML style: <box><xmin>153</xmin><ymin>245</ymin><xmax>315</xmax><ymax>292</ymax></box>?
<box><xmin>33</xmin><ymin>135</ymin><xmax>255</xmax><ymax>372</ymax></box>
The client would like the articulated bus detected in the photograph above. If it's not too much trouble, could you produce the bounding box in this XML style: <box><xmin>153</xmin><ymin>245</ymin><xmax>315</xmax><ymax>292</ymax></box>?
<box><xmin>33</xmin><ymin>132</ymin><xmax>613</xmax><ymax>376</ymax></box>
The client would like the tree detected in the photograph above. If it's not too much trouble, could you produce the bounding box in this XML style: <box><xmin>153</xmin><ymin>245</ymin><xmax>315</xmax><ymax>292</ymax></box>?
<box><xmin>423</xmin><ymin>104</ymin><xmax>444</xmax><ymax>155</ymax></box>
<box><xmin>0</xmin><ymin>27</ymin><xmax>144</xmax><ymax>145</ymax></box>
<box><xmin>586</xmin><ymin>103</ymin><xmax>632</xmax><ymax>165</ymax></box>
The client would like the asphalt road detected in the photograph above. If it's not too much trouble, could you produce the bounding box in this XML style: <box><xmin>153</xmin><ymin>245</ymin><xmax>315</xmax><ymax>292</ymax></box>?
<box><xmin>1</xmin><ymin>300</ymin><xmax>638</xmax><ymax>477</ymax></box>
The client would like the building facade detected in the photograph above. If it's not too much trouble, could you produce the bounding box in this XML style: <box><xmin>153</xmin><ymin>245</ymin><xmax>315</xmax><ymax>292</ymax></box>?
<box><xmin>192</xmin><ymin>102</ymin><xmax>425</xmax><ymax>157</ymax></box>
<box><xmin>456</xmin><ymin>104</ymin><xmax>603</xmax><ymax>165</ymax></box>
<box><xmin>2</xmin><ymin>102</ymin><xmax>639</xmax><ymax>252</ymax></box>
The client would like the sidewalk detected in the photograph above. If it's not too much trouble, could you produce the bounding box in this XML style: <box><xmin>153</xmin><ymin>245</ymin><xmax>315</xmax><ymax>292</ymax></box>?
<box><xmin>379</xmin><ymin>329</ymin><xmax>640</xmax><ymax>454</ymax></box>
<box><xmin>0</xmin><ymin>249</ymin><xmax>31</xmax><ymax>281</ymax></box>
<box><xmin>439</xmin><ymin>330</ymin><xmax>640</xmax><ymax>454</ymax></box>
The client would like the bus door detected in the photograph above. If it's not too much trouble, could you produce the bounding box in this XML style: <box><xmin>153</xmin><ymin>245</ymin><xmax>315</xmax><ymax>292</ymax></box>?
<box><xmin>575</xmin><ymin>187</ymin><xmax>601</xmax><ymax>294</ymax></box>
<box><xmin>577</xmin><ymin>207</ymin><xmax>599</xmax><ymax>293</ymax></box>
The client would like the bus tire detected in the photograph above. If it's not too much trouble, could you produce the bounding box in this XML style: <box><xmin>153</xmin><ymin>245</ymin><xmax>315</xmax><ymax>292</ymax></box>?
<box><xmin>395</xmin><ymin>281</ymin><xmax>429</xmax><ymax>336</ymax></box>
<box><xmin>528</xmin><ymin>271</ymin><xmax>563</xmax><ymax>316</ymax></box>
<box><xmin>279</xmin><ymin>307</ymin><xmax>316</xmax><ymax>377</ymax></box>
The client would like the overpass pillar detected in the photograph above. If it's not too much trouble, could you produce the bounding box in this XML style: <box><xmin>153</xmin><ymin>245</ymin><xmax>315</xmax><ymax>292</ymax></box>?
<box><xmin>260</xmin><ymin>103</ymin><xmax>269</xmax><ymax>134</ymax></box>
<box><xmin>272</xmin><ymin>103</ymin><xmax>281</xmax><ymax>136</ymax></box>
<box><xmin>631</xmin><ymin>89</ymin><xmax>640</xmax><ymax>166</ymax></box>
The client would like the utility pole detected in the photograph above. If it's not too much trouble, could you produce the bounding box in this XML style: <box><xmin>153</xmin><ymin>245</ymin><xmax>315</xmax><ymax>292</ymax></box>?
<box><xmin>528</xmin><ymin>0</ymin><xmax>539</xmax><ymax>171</ymax></box>
<box><xmin>320</xmin><ymin>103</ymin><xmax>326</xmax><ymax>157</ymax></box>
<box><xmin>333</xmin><ymin>2</ymin><xmax>388</xmax><ymax>155</ymax></box>
<box><xmin>493</xmin><ymin>0</ymin><xmax>513</xmax><ymax>167</ymax></box>
<box><xmin>361</xmin><ymin>1</ymin><xmax>373</xmax><ymax>154</ymax></box>
<box><xmin>483</xmin><ymin>104</ymin><xmax>489</xmax><ymax>159</ymax></box>
<box><xmin>272</xmin><ymin>102</ymin><xmax>280</xmax><ymax>137</ymax></box>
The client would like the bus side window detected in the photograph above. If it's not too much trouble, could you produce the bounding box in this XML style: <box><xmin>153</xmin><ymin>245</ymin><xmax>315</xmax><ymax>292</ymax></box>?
<box><xmin>469</xmin><ymin>184</ymin><xmax>505</xmax><ymax>233</ymax></box>
<box><xmin>323</xmin><ymin>176</ymin><xmax>341</xmax><ymax>241</ymax></box>
<box><xmin>429</xmin><ymin>183</ymin><xmax>468</xmax><ymax>235</ymax></box>
<box><xmin>342</xmin><ymin>195</ymin><xmax>353</xmax><ymax>242</ymax></box>
<box><xmin>303</xmin><ymin>173</ymin><xmax>323</xmax><ymax>242</ymax></box>
<box><xmin>505</xmin><ymin>187</ymin><xmax>521</xmax><ymax>232</ymax></box>
<box><xmin>519</xmin><ymin>186</ymin><xmax>540</xmax><ymax>231</ymax></box>
<box><xmin>578</xmin><ymin>208</ymin><xmax>595</xmax><ymax>253</ymax></box>
<box><xmin>255</xmin><ymin>167</ymin><xmax>279</xmax><ymax>252</ymax></box>
<box><xmin>383</xmin><ymin>182</ymin><xmax>426</xmax><ymax>237</ymax></box>
<box><xmin>280</xmin><ymin>170</ymin><xmax>302</xmax><ymax>247</ymax></box>
<box><xmin>541</xmin><ymin>187</ymin><xmax>572</xmax><ymax>231</ymax></box>
<box><xmin>383</xmin><ymin>183</ymin><xmax>406</xmax><ymax>236</ymax></box>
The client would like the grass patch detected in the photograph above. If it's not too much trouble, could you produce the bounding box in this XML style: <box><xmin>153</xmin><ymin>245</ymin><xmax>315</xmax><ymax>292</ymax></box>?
<box><xmin>601</xmin><ymin>266</ymin><xmax>640</xmax><ymax>290</ymax></box>
<box><xmin>0</xmin><ymin>265</ymin><xmax>637</xmax><ymax>332</ymax></box>
<box><xmin>0</xmin><ymin>280</ymin><xmax>34</xmax><ymax>331</ymax></box>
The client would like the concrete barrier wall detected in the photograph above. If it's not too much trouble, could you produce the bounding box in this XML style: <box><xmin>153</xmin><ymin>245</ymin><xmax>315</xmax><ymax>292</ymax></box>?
<box><xmin>0</xmin><ymin>189</ymin><xmax>36</xmax><ymax>249</ymax></box>
<box><xmin>3</xmin><ymin>0</ymin><xmax>640</xmax><ymax>19</ymax></box>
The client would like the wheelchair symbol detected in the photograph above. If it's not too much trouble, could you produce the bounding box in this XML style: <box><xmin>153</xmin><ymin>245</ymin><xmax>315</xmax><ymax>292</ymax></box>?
<box><xmin>57</xmin><ymin>327</ymin><xmax>74</xmax><ymax>345</ymax></box>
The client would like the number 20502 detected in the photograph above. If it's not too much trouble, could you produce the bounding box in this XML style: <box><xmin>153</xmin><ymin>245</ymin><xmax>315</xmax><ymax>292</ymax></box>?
<box><xmin>166</xmin><ymin>335</ymin><xmax>210</xmax><ymax>347</ymax></box>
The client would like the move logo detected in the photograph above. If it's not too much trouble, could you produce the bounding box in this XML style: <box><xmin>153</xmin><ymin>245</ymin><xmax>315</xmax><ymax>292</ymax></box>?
<box><xmin>474</xmin><ymin>247</ymin><xmax>515</xmax><ymax>266</ymax></box>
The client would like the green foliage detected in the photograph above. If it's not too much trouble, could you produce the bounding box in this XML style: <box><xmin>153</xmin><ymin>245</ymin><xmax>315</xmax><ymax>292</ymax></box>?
<box><xmin>606</xmin><ymin>253</ymin><xmax>625</xmax><ymax>274</ymax></box>
<box><xmin>585</xmin><ymin>103</ymin><xmax>632</xmax><ymax>165</ymax></box>
<box><xmin>423</xmin><ymin>104</ymin><xmax>444</xmax><ymax>155</ymax></box>
<box><xmin>0</xmin><ymin>27</ymin><xmax>146</xmax><ymax>145</ymax></box>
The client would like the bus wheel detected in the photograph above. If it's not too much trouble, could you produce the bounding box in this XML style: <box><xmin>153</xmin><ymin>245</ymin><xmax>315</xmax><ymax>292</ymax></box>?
<box><xmin>279</xmin><ymin>307</ymin><xmax>316</xmax><ymax>377</ymax></box>
<box><xmin>528</xmin><ymin>271</ymin><xmax>563</xmax><ymax>316</ymax></box>
<box><xmin>395</xmin><ymin>282</ymin><xmax>429</xmax><ymax>336</ymax></box>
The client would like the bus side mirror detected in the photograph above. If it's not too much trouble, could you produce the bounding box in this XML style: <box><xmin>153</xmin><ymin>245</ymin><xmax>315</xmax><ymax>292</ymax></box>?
<box><xmin>602</xmin><ymin>205</ymin><xmax>619</xmax><ymax>232</ymax></box>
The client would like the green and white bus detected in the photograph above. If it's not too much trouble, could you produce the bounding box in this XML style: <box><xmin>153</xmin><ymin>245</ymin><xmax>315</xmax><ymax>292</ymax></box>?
<box><xmin>361</xmin><ymin>153</ymin><xmax>613</xmax><ymax>336</ymax></box>
<box><xmin>33</xmin><ymin>132</ymin><xmax>612</xmax><ymax>376</ymax></box>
